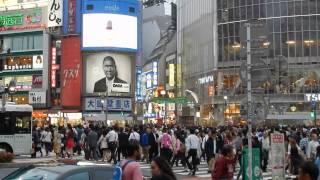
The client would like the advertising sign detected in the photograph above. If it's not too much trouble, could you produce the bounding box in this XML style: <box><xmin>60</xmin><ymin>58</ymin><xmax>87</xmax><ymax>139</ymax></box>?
<box><xmin>84</xmin><ymin>52</ymin><xmax>132</xmax><ymax>95</ymax></box>
<box><xmin>0</xmin><ymin>8</ymin><xmax>43</xmax><ymax>31</ymax></box>
<box><xmin>84</xmin><ymin>97</ymin><xmax>132</xmax><ymax>111</ymax></box>
<box><xmin>61</xmin><ymin>37</ymin><xmax>82</xmax><ymax>107</ymax></box>
<box><xmin>51</xmin><ymin>47</ymin><xmax>57</xmax><ymax>88</ymax></box>
<box><xmin>32</xmin><ymin>75</ymin><xmax>42</xmax><ymax>88</ymax></box>
<box><xmin>48</xmin><ymin>0</ymin><xmax>63</xmax><ymax>27</ymax></box>
<box><xmin>271</xmin><ymin>133</ymin><xmax>285</xmax><ymax>180</ymax></box>
<box><xmin>112</xmin><ymin>83</ymin><xmax>130</xmax><ymax>93</ymax></box>
<box><xmin>169</xmin><ymin>64</ymin><xmax>175</xmax><ymax>87</ymax></box>
<box><xmin>242</xmin><ymin>148</ymin><xmax>261</xmax><ymax>180</ymax></box>
<box><xmin>305</xmin><ymin>94</ymin><xmax>320</xmax><ymax>102</ymax></box>
<box><xmin>29</xmin><ymin>91</ymin><xmax>46</xmax><ymax>104</ymax></box>
<box><xmin>152</xmin><ymin>61</ymin><xmax>158</xmax><ymax>87</ymax></box>
<box><xmin>32</xmin><ymin>55</ymin><xmax>43</xmax><ymax>69</ymax></box>
<box><xmin>82</xmin><ymin>13</ymin><xmax>137</xmax><ymax>50</ymax></box>
<box><xmin>145</xmin><ymin>71</ymin><xmax>153</xmax><ymax>89</ymax></box>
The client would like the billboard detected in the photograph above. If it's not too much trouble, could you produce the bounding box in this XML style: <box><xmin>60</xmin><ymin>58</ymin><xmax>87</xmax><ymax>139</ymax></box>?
<box><xmin>84</xmin><ymin>97</ymin><xmax>132</xmax><ymax>111</ymax></box>
<box><xmin>82</xmin><ymin>13</ymin><xmax>137</xmax><ymax>50</ymax></box>
<box><xmin>29</xmin><ymin>91</ymin><xmax>46</xmax><ymax>104</ymax></box>
<box><xmin>84</xmin><ymin>52</ymin><xmax>132</xmax><ymax>95</ymax></box>
<box><xmin>61</xmin><ymin>37</ymin><xmax>82</xmax><ymax>107</ymax></box>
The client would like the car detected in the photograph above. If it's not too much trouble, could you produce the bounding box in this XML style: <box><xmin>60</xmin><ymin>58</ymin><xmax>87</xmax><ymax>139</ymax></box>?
<box><xmin>3</xmin><ymin>164</ymin><xmax>114</xmax><ymax>180</ymax></box>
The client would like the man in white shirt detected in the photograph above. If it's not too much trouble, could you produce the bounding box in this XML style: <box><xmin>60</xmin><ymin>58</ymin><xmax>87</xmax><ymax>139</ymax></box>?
<box><xmin>307</xmin><ymin>133</ymin><xmax>319</xmax><ymax>160</ymax></box>
<box><xmin>185</xmin><ymin>128</ymin><xmax>200</xmax><ymax>176</ymax></box>
<box><xmin>106</xmin><ymin>127</ymin><xmax>119</xmax><ymax>164</ymax></box>
<box><xmin>129</xmin><ymin>127</ymin><xmax>140</xmax><ymax>143</ymax></box>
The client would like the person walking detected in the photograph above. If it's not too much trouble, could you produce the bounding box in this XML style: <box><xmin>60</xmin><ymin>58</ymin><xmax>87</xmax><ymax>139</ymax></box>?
<box><xmin>106</xmin><ymin>127</ymin><xmax>118</xmax><ymax>164</ymax></box>
<box><xmin>87</xmin><ymin>125</ymin><xmax>99</xmax><ymax>161</ymax></box>
<box><xmin>129</xmin><ymin>127</ymin><xmax>140</xmax><ymax>144</ymax></box>
<box><xmin>41</xmin><ymin>127</ymin><xmax>52</xmax><ymax>157</ymax></box>
<box><xmin>149</xmin><ymin>127</ymin><xmax>159</xmax><ymax>162</ymax></box>
<box><xmin>160</xmin><ymin>128</ymin><xmax>173</xmax><ymax>162</ymax></box>
<box><xmin>307</xmin><ymin>133</ymin><xmax>319</xmax><ymax>161</ymax></box>
<box><xmin>261</xmin><ymin>131</ymin><xmax>270</xmax><ymax>172</ymax></box>
<box><xmin>141</xmin><ymin>127</ymin><xmax>150</xmax><ymax>163</ymax></box>
<box><xmin>120</xmin><ymin>142</ymin><xmax>143</xmax><ymax>180</ymax></box>
<box><xmin>53</xmin><ymin>127</ymin><xmax>62</xmax><ymax>159</ymax></box>
<box><xmin>118</xmin><ymin>127</ymin><xmax>129</xmax><ymax>161</ymax></box>
<box><xmin>66</xmin><ymin>125</ymin><xmax>75</xmax><ymax>158</ymax></box>
<box><xmin>170</xmin><ymin>132</ymin><xmax>182</xmax><ymax>167</ymax></box>
<box><xmin>204</xmin><ymin>129</ymin><xmax>219</xmax><ymax>173</ymax></box>
<box><xmin>211</xmin><ymin>145</ymin><xmax>236</xmax><ymax>180</ymax></box>
<box><xmin>151</xmin><ymin>156</ymin><xmax>177</xmax><ymax>180</ymax></box>
<box><xmin>97</xmin><ymin>130</ymin><xmax>108</xmax><ymax>162</ymax></box>
<box><xmin>298</xmin><ymin>161</ymin><xmax>319</xmax><ymax>180</ymax></box>
<box><xmin>185</xmin><ymin>128</ymin><xmax>201</xmax><ymax>176</ymax></box>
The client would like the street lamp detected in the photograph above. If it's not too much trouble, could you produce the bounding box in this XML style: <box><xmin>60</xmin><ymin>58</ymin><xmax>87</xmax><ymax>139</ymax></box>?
<box><xmin>224</xmin><ymin>96</ymin><xmax>228</xmax><ymax>123</ymax></box>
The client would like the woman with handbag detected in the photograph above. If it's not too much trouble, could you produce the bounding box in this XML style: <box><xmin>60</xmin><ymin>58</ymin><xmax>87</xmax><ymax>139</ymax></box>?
<box><xmin>97</xmin><ymin>130</ymin><xmax>108</xmax><ymax>162</ymax></box>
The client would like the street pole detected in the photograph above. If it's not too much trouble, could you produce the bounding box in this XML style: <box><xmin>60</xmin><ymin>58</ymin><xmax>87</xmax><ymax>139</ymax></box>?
<box><xmin>105</xmin><ymin>86</ymin><xmax>108</xmax><ymax>124</ymax></box>
<box><xmin>314</xmin><ymin>101</ymin><xmax>317</xmax><ymax>127</ymax></box>
<box><xmin>246</xmin><ymin>23</ymin><xmax>253</xmax><ymax>180</ymax></box>
<box><xmin>2</xmin><ymin>93</ymin><xmax>5</xmax><ymax>112</ymax></box>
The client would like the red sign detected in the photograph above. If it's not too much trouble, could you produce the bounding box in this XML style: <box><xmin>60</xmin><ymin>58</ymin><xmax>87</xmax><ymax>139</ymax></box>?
<box><xmin>67</xmin><ymin>0</ymin><xmax>76</xmax><ymax>34</ymax></box>
<box><xmin>32</xmin><ymin>75</ymin><xmax>43</xmax><ymax>88</ymax></box>
<box><xmin>61</xmin><ymin>37</ymin><xmax>82</xmax><ymax>107</ymax></box>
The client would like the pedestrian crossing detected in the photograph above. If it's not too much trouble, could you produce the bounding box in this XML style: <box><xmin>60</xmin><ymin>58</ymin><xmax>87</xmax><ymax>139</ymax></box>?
<box><xmin>139</xmin><ymin>161</ymin><xmax>297</xmax><ymax>180</ymax></box>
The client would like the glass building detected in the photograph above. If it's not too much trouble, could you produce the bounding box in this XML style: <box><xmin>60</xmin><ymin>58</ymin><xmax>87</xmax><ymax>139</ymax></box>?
<box><xmin>178</xmin><ymin>0</ymin><xmax>320</xmax><ymax>125</ymax></box>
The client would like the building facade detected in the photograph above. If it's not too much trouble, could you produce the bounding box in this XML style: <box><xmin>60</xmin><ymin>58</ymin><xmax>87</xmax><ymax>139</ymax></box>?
<box><xmin>178</xmin><ymin>0</ymin><xmax>320</xmax><ymax>125</ymax></box>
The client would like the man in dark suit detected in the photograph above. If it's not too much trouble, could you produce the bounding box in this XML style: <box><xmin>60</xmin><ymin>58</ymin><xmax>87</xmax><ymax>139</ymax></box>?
<box><xmin>93</xmin><ymin>56</ymin><xmax>127</xmax><ymax>93</ymax></box>
<box><xmin>148</xmin><ymin>127</ymin><xmax>159</xmax><ymax>162</ymax></box>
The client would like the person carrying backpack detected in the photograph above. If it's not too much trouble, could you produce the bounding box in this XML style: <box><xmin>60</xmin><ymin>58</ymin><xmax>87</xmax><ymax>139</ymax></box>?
<box><xmin>160</xmin><ymin>128</ymin><xmax>173</xmax><ymax>162</ymax></box>
<box><xmin>112</xmin><ymin>142</ymin><xmax>143</xmax><ymax>180</ymax></box>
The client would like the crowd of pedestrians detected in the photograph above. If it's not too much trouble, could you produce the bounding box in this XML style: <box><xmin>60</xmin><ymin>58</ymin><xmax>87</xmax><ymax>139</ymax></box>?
<box><xmin>31</xmin><ymin>123</ymin><xmax>320</xmax><ymax>180</ymax></box>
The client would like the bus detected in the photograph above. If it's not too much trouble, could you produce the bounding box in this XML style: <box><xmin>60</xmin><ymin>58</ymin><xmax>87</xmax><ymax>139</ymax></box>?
<box><xmin>0</xmin><ymin>102</ymin><xmax>33</xmax><ymax>155</ymax></box>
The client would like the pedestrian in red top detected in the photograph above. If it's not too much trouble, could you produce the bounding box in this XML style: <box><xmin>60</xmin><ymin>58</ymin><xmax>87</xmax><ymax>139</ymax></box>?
<box><xmin>211</xmin><ymin>144</ymin><xmax>235</xmax><ymax>180</ymax></box>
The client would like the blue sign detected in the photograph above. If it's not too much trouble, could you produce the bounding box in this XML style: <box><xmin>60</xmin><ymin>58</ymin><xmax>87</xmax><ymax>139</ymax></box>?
<box><xmin>85</xmin><ymin>97</ymin><xmax>132</xmax><ymax>111</ymax></box>
<box><xmin>136</xmin><ymin>67</ymin><xmax>142</xmax><ymax>101</ymax></box>
<box><xmin>145</xmin><ymin>71</ymin><xmax>153</xmax><ymax>90</ymax></box>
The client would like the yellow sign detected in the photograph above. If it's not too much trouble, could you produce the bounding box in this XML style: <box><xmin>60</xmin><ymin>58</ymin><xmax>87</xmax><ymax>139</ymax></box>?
<box><xmin>169</xmin><ymin>64</ymin><xmax>175</xmax><ymax>87</ymax></box>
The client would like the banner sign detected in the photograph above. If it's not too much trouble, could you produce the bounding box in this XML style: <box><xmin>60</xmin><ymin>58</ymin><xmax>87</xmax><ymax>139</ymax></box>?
<box><xmin>271</xmin><ymin>133</ymin><xmax>285</xmax><ymax>180</ymax></box>
<box><xmin>242</xmin><ymin>148</ymin><xmax>261</xmax><ymax>180</ymax></box>
<box><xmin>29</xmin><ymin>91</ymin><xmax>46</xmax><ymax>104</ymax></box>
<box><xmin>84</xmin><ymin>97</ymin><xmax>132</xmax><ymax>111</ymax></box>
<box><xmin>48</xmin><ymin>0</ymin><xmax>63</xmax><ymax>27</ymax></box>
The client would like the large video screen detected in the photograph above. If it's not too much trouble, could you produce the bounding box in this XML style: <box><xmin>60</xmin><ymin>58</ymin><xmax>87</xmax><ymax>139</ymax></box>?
<box><xmin>85</xmin><ymin>52</ymin><xmax>132</xmax><ymax>94</ymax></box>
<box><xmin>82</xmin><ymin>13</ymin><xmax>137</xmax><ymax>50</ymax></box>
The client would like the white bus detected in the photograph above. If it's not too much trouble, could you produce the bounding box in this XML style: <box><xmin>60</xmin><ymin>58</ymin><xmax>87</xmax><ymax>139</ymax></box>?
<box><xmin>0</xmin><ymin>102</ymin><xmax>33</xmax><ymax>155</ymax></box>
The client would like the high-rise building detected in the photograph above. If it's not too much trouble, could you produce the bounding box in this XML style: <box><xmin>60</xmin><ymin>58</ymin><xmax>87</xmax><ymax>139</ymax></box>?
<box><xmin>178</xmin><ymin>0</ymin><xmax>320</xmax><ymax>125</ymax></box>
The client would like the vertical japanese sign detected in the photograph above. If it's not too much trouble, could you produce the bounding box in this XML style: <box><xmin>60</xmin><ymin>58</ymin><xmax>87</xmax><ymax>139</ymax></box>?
<box><xmin>169</xmin><ymin>64</ymin><xmax>175</xmax><ymax>87</ymax></box>
<box><xmin>67</xmin><ymin>0</ymin><xmax>76</xmax><ymax>34</ymax></box>
<box><xmin>152</xmin><ymin>61</ymin><xmax>158</xmax><ymax>87</ymax></box>
<box><xmin>271</xmin><ymin>133</ymin><xmax>285</xmax><ymax>180</ymax></box>
<box><xmin>51</xmin><ymin>47</ymin><xmax>60</xmax><ymax>88</ymax></box>
<box><xmin>48</xmin><ymin>0</ymin><xmax>63</xmax><ymax>27</ymax></box>
<box><xmin>136</xmin><ymin>67</ymin><xmax>142</xmax><ymax>101</ymax></box>
<box><xmin>61</xmin><ymin>37</ymin><xmax>82</xmax><ymax>107</ymax></box>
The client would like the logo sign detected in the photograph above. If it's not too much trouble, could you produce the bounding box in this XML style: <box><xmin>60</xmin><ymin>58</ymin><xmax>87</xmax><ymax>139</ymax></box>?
<box><xmin>29</xmin><ymin>91</ymin><xmax>46</xmax><ymax>104</ymax></box>
<box><xmin>85</xmin><ymin>97</ymin><xmax>132</xmax><ymax>111</ymax></box>
<box><xmin>271</xmin><ymin>133</ymin><xmax>285</xmax><ymax>180</ymax></box>
<box><xmin>198</xmin><ymin>75</ymin><xmax>214</xmax><ymax>84</ymax></box>
<box><xmin>48</xmin><ymin>0</ymin><xmax>63</xmax><ymax>27</ymax></box>
<box><xmin>112</xmin><ymin>83</ymin><xmax>130</xmax><ymax>93</ymax></box>
<box><xmin>32</xmin><ymin>55</ymin><xmax>43</xmax><ymax>69</ymax></box>
<box><xmin>32</xmin><ymin>75</ymin><xmax>43</xmax><ymax>88</ymax></box>
<box><xmin>145</xmin><ymin>71</ymin><xmax>153</xmax><ymax>89</ymax></box>
<box><xmin>305</xmin><ymin>94</ymin><xmax>320</xmax><ymax>102</ymax></box>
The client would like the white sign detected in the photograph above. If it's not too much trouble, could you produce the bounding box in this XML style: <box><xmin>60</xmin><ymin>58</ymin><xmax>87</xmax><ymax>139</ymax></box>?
<box><xmin>29</xmin><ymin>91</ymin><xmax>46</xmax><ymax>104</ymax></box>
<box><xmin>305</xmin><ymin>94</ymin><xmax>320</xmax><ymax>102</ymax></box>
<box><xmin>48</xmin><ymin>0</ymin><xmax>63</xmax><ymax>27</ymax></box>
<box><xmin>32</xmin><ymin>55</ymin><xmax>43</xmax><ymax>69</ymax></box>
<box><xmin>112</xmin><ymin>83</ymin><xmax>130</xmax><ymax>93</ymax></box>
<box><xmin>82</xmin><ymin>13</ymin><xmax>137</xmax><ymax>50</ymax></box>
<box><xmin>271</xmin><ymin>133</ymin><xmax>285</xmax><ymax>180</ymax></box>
